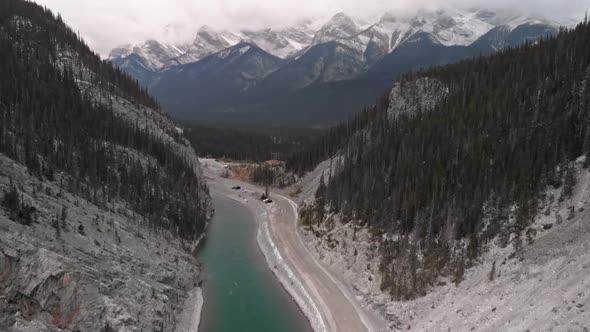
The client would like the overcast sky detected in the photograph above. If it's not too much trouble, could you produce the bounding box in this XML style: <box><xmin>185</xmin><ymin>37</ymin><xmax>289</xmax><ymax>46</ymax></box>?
<box><xmin>34</xmin><ymin>0</ymin><xmax>589</xmax><ymax>57</ymax></box>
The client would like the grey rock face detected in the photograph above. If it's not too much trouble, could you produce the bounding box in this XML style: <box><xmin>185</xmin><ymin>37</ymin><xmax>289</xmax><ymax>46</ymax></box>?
<box><xmin>0</xmin><ymin>156</ymin><xmax>203</xmax><ymax>332</ymax></box>
<box><xmin>387</xmin><ymin>77</ymin><xmax>448</xmax><ymax>118</ymax></box>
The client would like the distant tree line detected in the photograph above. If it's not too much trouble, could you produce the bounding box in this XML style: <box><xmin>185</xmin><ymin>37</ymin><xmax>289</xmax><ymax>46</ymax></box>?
<box><xmin>249</xmin><ymin>163</ymin><xmax>295</xmax><ymax>188</ymax></box>
<box><xmin>292</xmin><ymin>20</ymin><xmax>590</xmax><ymax>299</ymax></box>
<box><xmin>183</xmin><ymin>123</ymin><xmax>320</xmax><ymax>162</ymax></box>
<box><xmin>286</xmin><ymin>97</ymin><xmax>388</xmax><ymax>176</ymax></box>
<box><xmin>0</xmin><ymin>0</ymin><xmax>208</xmax><ymax>240</ymax></box>
<box><xmin>250</xmin><ymin>165</ymin><xmax>275</xmax><ymax>186</ymax></box>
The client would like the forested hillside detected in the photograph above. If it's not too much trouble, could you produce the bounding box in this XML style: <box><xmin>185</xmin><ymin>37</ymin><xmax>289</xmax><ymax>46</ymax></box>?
<box><xmin>0</xmin><ymin>1</ymin><xmax>210</xmax><ymax>330</ymax></box>
<box><xmin>290</xmin><ymin>20</ymin><xmax>590</xmax><ymax>299</ymax></box>
<box><xmin>0</xmin><ymin>0</ymin><xmax>209</xmax><ymax>239</ymax></box>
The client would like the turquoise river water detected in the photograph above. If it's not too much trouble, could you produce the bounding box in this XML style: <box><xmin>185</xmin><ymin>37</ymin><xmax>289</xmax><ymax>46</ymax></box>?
<box><xmin>198</xmin><ymin>195</ymin><xmax>312</xmax><ymax>332</ymax></box>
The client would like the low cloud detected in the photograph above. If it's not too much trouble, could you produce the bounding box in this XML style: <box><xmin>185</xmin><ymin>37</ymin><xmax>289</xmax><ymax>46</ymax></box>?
<box><xmin>34</xmin><ymin>0</ymin><xmax>590</xmax><ymax>57</ymax></box>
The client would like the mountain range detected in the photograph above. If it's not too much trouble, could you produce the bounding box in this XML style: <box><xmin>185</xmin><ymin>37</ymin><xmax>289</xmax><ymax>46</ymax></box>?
<box><xmin>109</xmin><ymin>8</ymin><xmax>568</xmax><ymax>126</ymax></box>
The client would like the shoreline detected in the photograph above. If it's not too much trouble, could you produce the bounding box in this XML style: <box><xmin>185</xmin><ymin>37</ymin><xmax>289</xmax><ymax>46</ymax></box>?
<box><xmin>178</xmin><ymin>230</ymin><xmax>209</xmax><ymax>332</ymax></box>
<box><xmin>211</xmin><ymin>188</ymin><xmax>326</xmax><ymax>332</ymax></box>
<box><xmin>177</xmin><ymin>287</ymin><xmax>204</xmax><ymax>332</ymax></box>
<box><xmin>254</xmin><ymin>199</ymin><xmax>327</xmax><ymax>332</ymax></box>
<box><xmin>281</xmin><ymin>195</ymin><xmax>378</xmax><ymax>332</ymax></box>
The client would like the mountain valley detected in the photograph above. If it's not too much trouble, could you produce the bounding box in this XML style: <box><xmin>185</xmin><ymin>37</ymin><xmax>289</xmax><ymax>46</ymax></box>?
<box><xmin>1</xmin><ymin>0</ymin><xmax>589</xmax><ymax>331</ymax></box>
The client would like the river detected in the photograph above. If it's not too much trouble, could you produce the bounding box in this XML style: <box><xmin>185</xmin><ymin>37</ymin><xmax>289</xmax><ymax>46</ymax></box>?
<box><xmin>198</xmin><ymin>194</ymin><xmax>312</xmax><ymax>332</ymax></box>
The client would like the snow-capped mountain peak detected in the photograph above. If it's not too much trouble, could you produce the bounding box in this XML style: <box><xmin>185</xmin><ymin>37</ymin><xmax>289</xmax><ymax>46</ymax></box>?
<box><xmin>109</xmin><ymin>39</ymin><xmax>186</xmax><ymax>70</ymax></box>
<box><xmin>172</xmin><ymin>25</ymin><xmax>241</xmax><ymax>65</ymax></box>
<box><xmin>124</xmin><ymin>40</ymin><xmax>185</xmax><ymax>71</ymax></box>
<box><xmin>410</xmin><ymin>8</ymin><xmax>495</xmax><ymax>46</ymax></box>
<box><xmin>108</xmin><ymin>44</ymin><xmax>133</xmax><ymax>60</ymax></box>
<box><xmin>312</xmin><ymin>12</ymin><xmax>361</xmax><ymax>45</ymax></box>
<box><xmin>240</xmin><ymin>24</ymin><xmax>314</xmax><ymax>59</ymax></box>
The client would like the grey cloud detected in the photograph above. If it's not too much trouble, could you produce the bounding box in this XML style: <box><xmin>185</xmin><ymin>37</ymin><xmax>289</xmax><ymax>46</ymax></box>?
<box><xmin>34</xmin><ymin>0</ymin><xmax>590</xmax><ymax>57</ymax></box>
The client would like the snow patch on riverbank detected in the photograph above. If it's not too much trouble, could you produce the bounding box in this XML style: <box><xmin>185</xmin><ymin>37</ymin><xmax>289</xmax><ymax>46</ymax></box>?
<box><xmin>300</xmin><ymin>218</ymin><xmax>391</xmax><ymax>328</ymax></box>
<box><xmin>257</xmin><ymin>208</ymin><xmax>327</xmax><ymax>332</ymax></box>
<box><xmin>177</xmin><ymin>287</ymin><xmax>204</xmax><ymax>332</ymax></box>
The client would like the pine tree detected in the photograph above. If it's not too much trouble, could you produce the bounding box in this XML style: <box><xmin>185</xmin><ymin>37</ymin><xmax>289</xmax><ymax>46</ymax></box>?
<box><xmin>315</xmin><ymin>172</ymin><xmax>327</xmax><ymax>205</ymax></box>
<box><xmin>52</xmin><ymin>216</ymin><xmax>61</xmax><ymax>238</ymax></box>
<box><xmin>563</xmin><ymin>163</ymin><xmax>576</xmax><ymax>199</ymax></box>
<box><xmin>60</xmin><ymin>206</ymin><xmax>68</xmax><ymax>231</ymax></box>
<box><xmin>583</xmin><ymin>124</ymin><xmax>590</xmax><ymax>168</ymax></box>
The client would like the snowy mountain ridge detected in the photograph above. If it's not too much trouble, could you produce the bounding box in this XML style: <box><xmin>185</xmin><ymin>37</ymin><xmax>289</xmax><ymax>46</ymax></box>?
<box><xmin>109</xmin><ymin>20</ymin><xmax>315</xmax><ymax>70</ymax></box>
<box><xmin>168</xmin><ymin>25</ymin><xmax>243</xmax><ymax>66</ymax></box>
<box><xmin>305</xmin><ymin>8</ymin><xmax>562</xmax><ymax>62</ymax></box>
<box><xmin>110</xmin><ymin>39</ymin><xmax>188</xmax><ymax>72</ymax></box>
<box><xmin>109</xmin><ymin>7</ymin><xmax>563</xmax><ymax>73</ymax></box>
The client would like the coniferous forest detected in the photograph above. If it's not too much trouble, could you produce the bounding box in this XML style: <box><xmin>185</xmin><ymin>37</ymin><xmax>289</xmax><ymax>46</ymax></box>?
<box><xmin>0</xmin><ymin>0</ymin><xmax>208</xmax><ymax>240</ymax></box>
<box><xmin>288</xmin><ymin>20</ymin><xmax>590</xmax><ymax>299</ymax></box>
<box><xmin>183</xmin><ymin>123</ymin><xmax>319</xmax><ymax>162</ymax></box>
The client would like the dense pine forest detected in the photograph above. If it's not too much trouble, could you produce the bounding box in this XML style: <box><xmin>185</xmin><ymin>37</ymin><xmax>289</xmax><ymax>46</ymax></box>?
<box><xmin>0</xmin><ymin>0</ymin><xmax>208</xmax><ymax>240</ymax></box>
<box><xmin>290</xmin><ymin>20</ymin><xmax>590</xmax><ymax>299</ymax></box>
<box><xmin>286</xmin><ymin>99</ymin><xmax>387</xmax><ymax>176</ymax></box>
<box><xmin>183</xmin><ymin>123</ymin><xmax>319</xmax><ymax>162</ymax></box>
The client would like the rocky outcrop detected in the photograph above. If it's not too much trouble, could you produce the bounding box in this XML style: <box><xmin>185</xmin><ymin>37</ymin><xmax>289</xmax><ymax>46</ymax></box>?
<box><xmin>0</xmin><ymin>155</ymin><xmax>203</xmax><ymax>331</ymax></box>
<box><xmin>387</xmin><ymin>77</ymin><xmax>448</xmax><ymax>119</ymax></box>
